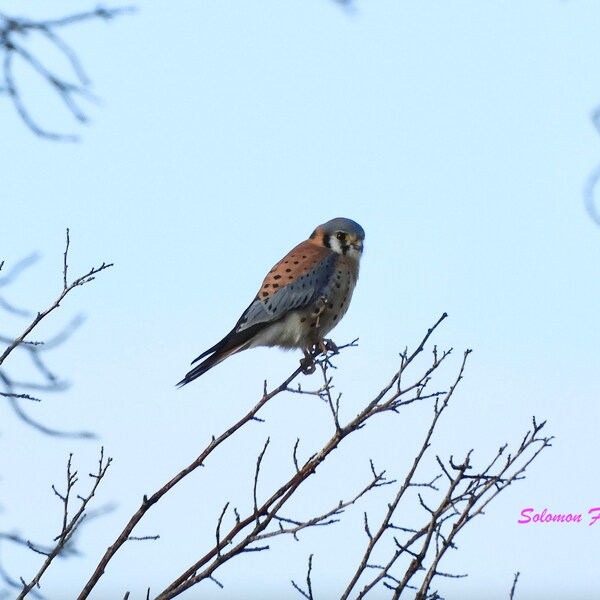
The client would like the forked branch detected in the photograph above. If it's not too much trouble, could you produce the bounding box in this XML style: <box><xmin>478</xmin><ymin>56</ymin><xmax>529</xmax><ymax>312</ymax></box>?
<box><xmin>16</xmin><ymin>449</ymin><xmax>112</xmax><ymax>599</ymax></box>
<box><xmin>0</xmin><ymin>6</ymin><xmax>134</xmax><ymax>140</ymax></box>
<box><xmin>0</xmin><ymin>229</ymin><xmax>112</xmax><ymax>436</ymax></box>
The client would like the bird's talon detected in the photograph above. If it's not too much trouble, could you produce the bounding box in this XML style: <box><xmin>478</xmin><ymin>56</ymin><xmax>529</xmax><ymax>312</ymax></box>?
<box><xmin>318</xmin><ymin>339</ymin><xmax>338</xmax><ymax>355</ymax></box>
<box><xmin>300</xmin><ymin>357</ymin><xmax>316</xmax><ymax>374</ymax></box>
<box><xmin>324</xmin><ymin>339</ymin><xmax>339</xmax><ymax>354</ymax></box>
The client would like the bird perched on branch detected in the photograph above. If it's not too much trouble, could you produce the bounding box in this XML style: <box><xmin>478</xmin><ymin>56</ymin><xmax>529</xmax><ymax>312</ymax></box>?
<box><xmin>177</xmin><ymin>217</ymin><xmax>365</xmax><ymax>386</ymax></box>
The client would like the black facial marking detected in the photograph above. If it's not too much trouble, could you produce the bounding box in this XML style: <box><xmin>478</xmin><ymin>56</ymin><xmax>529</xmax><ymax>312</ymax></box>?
<box><xmin>323</xmin><ymin>233</ymin><xmax>331</xmax><ymax>248</ymax></box>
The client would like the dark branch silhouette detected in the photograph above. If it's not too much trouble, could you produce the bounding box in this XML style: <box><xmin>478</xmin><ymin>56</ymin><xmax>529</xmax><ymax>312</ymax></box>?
<box><xmin>1</xmin><ymin>232</ymin><xmax>113</xmax><ymax>596</ymax></box>
<box><xmin>68</xmin><ymin>314</ymin><xmax>551</xmax><ymax>600</ymax></box>
<box><xmin>0</xmin><ymin>229</ymin><xmax>113</xmax><ymax>435</ymax></box>
<box><xmin>2</xmin><ymin>242</ymin><xmax>551</xmax><ymax>599</ymax></box>
<box><xmin>509</xmin><ymin>572</ymin><xmax>520</xmax><ymax>600</ymax></box>
<box><xmin>0</xmin><ymin>5</ymin><xmax>134</xmax><ymax>141</ymax></box>
<box><xmin>585</xmin><ymin>107</ymin><xmax>600</xmax><ymax>226</ymax></box>
<box><xmin>15</xmin><ymin>449</ymin><xmax>113</xmax><ymax>600</ymax></box>
<box><xmin>3</xmin><ymin>242</ymin><xmax>551</xmax><ymax>599</ymax></box>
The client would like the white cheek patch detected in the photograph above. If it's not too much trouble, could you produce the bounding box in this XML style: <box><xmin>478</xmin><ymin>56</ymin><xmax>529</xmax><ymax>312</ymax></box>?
<box><xmin>329</xmin><ymin>237</ymin><xmax>344</xmax><ymax>254</ymax></box>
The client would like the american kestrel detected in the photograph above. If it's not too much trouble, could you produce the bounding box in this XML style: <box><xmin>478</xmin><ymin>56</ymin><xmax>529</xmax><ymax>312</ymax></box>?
<box><xmin>177</xmin><ymin>217</ymin><xmax>365</xmax><ymax>386</ymax></box>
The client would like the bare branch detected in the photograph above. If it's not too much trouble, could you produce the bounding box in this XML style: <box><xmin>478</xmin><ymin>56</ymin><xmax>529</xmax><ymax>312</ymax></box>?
<box><xmin>291</xmin><ymin>554</ymin><xmax>314</xmax><ymax>600</ymax></box>
<box><xmin>63</xmin><ymin>228</ymin><xmax>71</xmax><ymax>289</ymax></box>
<box><xmin>0</xmin><ymin>231</ymin><xmax>113</xmax><ymax>366</ymax></box>
<box><xmin>68</xmin><ymin>314</ymin><xmax>550</xmax><ymax>599</ymax></box>
<box><xmin>585</xmin><ymin>107</ymin><xmax>600</xmax><ymax>226</ymax></box>
<box><xmin>76</xmin><ymin>363</ymin><xmax>308</xmax><ymax>600</ymax></box>
<box><xmin>215</xmin><ymin>503</ymin><xmax>230</xmax><ymax>557</ymax></box>
<box><xmin>0</xmin><ymin>6</ymin><xmax>135</xmax><ymax>140</ymax></box>
<box><xmin>509</xmin><ymin>571</ymin><xmax>520</xmax><ymax>600</ymax></box>
<box><xmin>341</xmin><ymin>348</ymin><xmax>471</xmax><ymax>599</ymax></box>
<box><xmin>1</xmin><ymin>231</ymin><xmax>112</xmax><ymax>436</ymax></box>
<box><xmin>254</xmin><ymin>439</ymin><xmax>271</xmax><ymax>519</ymax></box>
<box><xmin>16</xmin><ymin>449</ymin><xmax>112</xmax><ymax>599</ymax></box>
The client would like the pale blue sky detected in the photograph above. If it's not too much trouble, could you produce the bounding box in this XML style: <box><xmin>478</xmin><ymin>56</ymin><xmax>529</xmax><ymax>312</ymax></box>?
<box><xmin>2</xmin><ymin>1</ymin><xmax>600</xmax><ymax>598</ymax></box>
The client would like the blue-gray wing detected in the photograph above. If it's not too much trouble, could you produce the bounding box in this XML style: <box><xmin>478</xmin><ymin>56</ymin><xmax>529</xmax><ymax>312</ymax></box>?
<box><xmin>235</xmin><ymin>251</ymin><xmax>338</xmax><ymax>332</ymax></box>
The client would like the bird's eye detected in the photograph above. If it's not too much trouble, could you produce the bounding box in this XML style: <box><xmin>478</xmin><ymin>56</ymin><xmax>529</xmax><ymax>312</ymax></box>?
<box><xmin>336</xmin><ymin>232</ymin><xmax>345</xmax><ymax>241</ymax></box>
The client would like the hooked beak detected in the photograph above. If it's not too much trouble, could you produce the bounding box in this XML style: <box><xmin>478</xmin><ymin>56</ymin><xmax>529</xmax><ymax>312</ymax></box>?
<box><xmin>351</xmin><ymin>238</ymin><xmax>364</xmax><ymax>253</ymax></box>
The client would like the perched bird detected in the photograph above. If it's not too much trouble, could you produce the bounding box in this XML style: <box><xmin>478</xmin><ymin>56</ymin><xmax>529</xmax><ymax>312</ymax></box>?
<box><xmin>177</xmin><ymin>217</ymin><xmax>365</xmax><ymax>386</ymax></box>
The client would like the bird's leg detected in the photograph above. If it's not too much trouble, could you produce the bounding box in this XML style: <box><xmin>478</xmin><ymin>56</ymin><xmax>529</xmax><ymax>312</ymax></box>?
<box><xmin>312</xmin><ymin>296</ymin><xmax>328</xmax><ymax>330</ymax></box>
<box><xmin>318</xmin><ymin>339</ymin><xmax>328</xmax><ymax>356</ymax></box>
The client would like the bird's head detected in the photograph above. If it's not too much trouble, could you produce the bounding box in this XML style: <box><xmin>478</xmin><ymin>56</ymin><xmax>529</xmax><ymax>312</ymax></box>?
<box><xmin>310</xmin><ymin>217</ymin><xmax>365</xmax><ymax>259</ymax></box>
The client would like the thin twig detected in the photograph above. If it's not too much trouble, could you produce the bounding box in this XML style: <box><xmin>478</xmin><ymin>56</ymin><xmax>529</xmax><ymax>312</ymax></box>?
<box><xmin>76</xmin><ymin>364</ymin><xmax>307</xmax><ymax>600</ymax></box>
<box><xmin>17</xmin><ymin>449</ymin><xmax>112</xmax><ymax>599</ymax></box>
<box><xmin>0</xmin><ymin>6</ymin><xmax>135</xmax><ymax>140</ymax></box>
<box><xmin>0</xmin><ymin>230</ymin><xmax>113</xmax><ymax>366</ymax></box>
<box><xmin>291</xmin><ymin>554</ymin><xmax>314</xmax><ymax>600</ymax></box>
<box><xmin>509</xmin><ymin>571</ymin><xmax>520</xmax><ymax>600</ymax></box>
